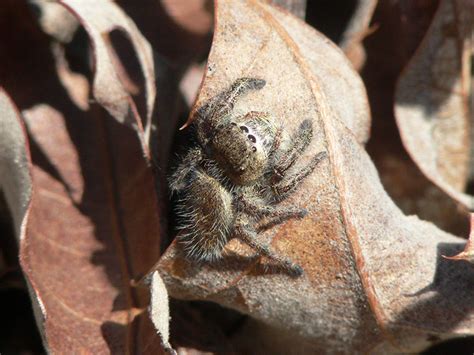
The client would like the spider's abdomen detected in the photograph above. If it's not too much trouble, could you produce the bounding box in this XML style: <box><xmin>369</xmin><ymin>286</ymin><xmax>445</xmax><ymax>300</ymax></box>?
<box><xmin>176</xmin><ymin>169</ymin><xmax>234</xmax><ymax>262</ymax></box>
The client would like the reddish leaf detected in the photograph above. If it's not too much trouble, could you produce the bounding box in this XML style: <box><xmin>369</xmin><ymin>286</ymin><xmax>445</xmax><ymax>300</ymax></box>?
<box><xmin>0</xmin><ymin>2</ymin><xmax>167</xmax><ymax>352</ymax></box>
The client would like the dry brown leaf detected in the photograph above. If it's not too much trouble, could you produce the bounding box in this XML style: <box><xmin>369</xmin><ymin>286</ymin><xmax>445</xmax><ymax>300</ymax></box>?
<box><xmin>113</xmin><ymin>0</ymin><xmax>214</xmax><ymax>174</ymax></box>
<box><xmin>395</xmin><ymin>0</ymin><xmax>473</xmax><ymax>210</ymax></box>
<box><xmin>182</xmin><ymin>1</ymin><xmax>371</xmax><ymax>144</ymax></box>
<box><xmin>20</xmin><ymin>104</ymin><xmax>164</xmax><ymax>353</ymax></box>
<box><xmin>443</xmin><ymin>213</ymin><xmax>474</xmax><ymax>262</ymax></box>
<box><xmin>363</xmin><ymin>0</ymin><xmax>469</xmax><ymax>236</ymax></box>
<box><xmin>157</xmin><ymin>1</ymin><xmax>474</xmax><ymax>352</ymax></box>
<box><xmin>180</xmin><ymin>63</ymin><xmax>207</xmax><ymax>108</ymax></box>
<box><xmin>0</xmin><ymin>2</ymin><xmax>167</xmax><ymax>352</ymax></box>
<box><xmin>58</xmin><ymin>0</ymin><xmax>156</xmax><ymax>154</ymax></box>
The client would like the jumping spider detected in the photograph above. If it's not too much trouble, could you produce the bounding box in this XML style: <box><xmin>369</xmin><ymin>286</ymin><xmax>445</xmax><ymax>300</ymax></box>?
<box><xmin>170</xmin><ymin>77</ymin><xmax>326</xmax><ymax>276</ymax></box>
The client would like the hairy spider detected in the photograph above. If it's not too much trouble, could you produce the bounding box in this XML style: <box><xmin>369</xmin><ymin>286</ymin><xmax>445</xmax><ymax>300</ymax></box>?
<box><xmin>169</xmin><ymin>78</ymin><xmax>326</xmax><ymax>276</ymax></box>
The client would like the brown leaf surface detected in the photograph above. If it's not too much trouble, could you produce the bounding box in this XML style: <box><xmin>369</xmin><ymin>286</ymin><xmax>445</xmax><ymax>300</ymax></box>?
<box><xmin>158</xmin><ymin>1</ymin><xmax>474</xmax><ymax>352</ymax></box>
<box><xmin>182</xmin><ymin>1</ymin><xmax>371</xmax><ymax>144</ymax></box>
<box><xmin>395</xmin><ymin>0</ymin><xmax>474</xmax><ymax>209</ymax></box>
<box><xmin>0</xmin><ymin>2</ymin><xmax>166</xmax><ymax>352</ymax></box>
<box><xmin>59</xmin><ymin>0</ymin><xmax>156</xmax><ymax>155</ymax></box>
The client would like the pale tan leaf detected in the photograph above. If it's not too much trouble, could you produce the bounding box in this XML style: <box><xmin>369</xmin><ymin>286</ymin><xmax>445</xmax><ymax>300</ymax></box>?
<box><xmin>30</xmin><ymin>0</ymin><xmax>80</xmax><ymax>43</ymax></box>
<box><xmin>158</xmin><ymin>1</ymin><xmax>474</xmax><ymax>352</ymax></box>
<box><xmin>0</xmin><ymin>89</ymin><xmax>32</xmax><ymax>238</ymax></box>
<box><xmin>395</xmin><ymin>0</ymin><xmax>474</xmax><ymax>209</ymax></box>
<box><xmin>59</xmin><ymin>0</ymin><xmax>156</xmax><ymax>155</ymax></box>
<box><xmin>149</xmin><ymin>271</ymin><xmax>175</xmax><ymax>354</ymax></box>
<box><xmin>0</xmin><ymin>88</ymin><xmax>50</xmax><ymax>352</ymax></box>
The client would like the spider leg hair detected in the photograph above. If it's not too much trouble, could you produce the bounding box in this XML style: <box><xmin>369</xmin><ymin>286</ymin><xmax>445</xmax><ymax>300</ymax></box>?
<box><xmin>272</xmin><ymin>150</ymin><xmax>327</xmax><ymax>202</ymax></box>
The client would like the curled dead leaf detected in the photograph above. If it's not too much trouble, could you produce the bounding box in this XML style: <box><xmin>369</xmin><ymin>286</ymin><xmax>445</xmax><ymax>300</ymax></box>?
<box><xmin>362</xmin><ymin>0</ymin><xmax>469</xmax><ymax>237</ymax></box>
<box><xmin>395</xmin><ymin>0</ymin><xmax>474</xmax><ymax>210</ymax></box>
<box><xmin>0</xmin><ymin>89</ymin><xmax>32</xmax><ymax>237</ymax></box>
<box><xmin>0</xmin><ymin>2</ymin><xmax>167</xmax><ymax>352</ymax></box>
<box><xmin>30</xmin><ymin>0</ymin><xmax>80</xmax><ymax>44</ymax></box>
<box><xmin>58</xmin><ymin>0</ymin><xmax>156</xmax><ymax>156</ymax></box>
<box><xmin>157</xmin><ymin>1</ymin><xmax>474</xmax><ymax>352</ymax></box>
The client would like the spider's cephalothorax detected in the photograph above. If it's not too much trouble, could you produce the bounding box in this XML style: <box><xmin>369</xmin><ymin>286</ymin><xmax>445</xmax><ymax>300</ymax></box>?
<box><xmin>170</xmin><ymin>78</ymin><xmax>326</xmax><ymax>276</ymax></box>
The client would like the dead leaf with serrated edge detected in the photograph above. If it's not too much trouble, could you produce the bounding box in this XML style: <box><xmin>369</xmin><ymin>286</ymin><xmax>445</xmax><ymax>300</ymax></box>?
<box><xmin>157</xmin><ymin>1</ymin><xmax>474</xmax><ymax>353</ymax></box>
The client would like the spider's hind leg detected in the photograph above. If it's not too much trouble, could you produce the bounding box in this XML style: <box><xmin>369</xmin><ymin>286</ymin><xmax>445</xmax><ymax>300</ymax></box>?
<box><xmin>169</xmin><ymin>147</ymin><xmax>203</xmax><ymax>193</ymax></box>
<box><xmin>176</xmin><ymin>169</ymin><xmax>234</xmax><ymax>262</ymax></box>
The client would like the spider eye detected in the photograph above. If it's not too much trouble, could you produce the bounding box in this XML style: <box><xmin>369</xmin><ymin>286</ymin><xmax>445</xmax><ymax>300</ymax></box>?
<box><xmin>252</xmin><ymin>146</ymin><xmax>257</xmax><ymax>152</ymax></box>
<box><xmin>240</xmin><ymin>126</ymin><xmax>249</xmax><ymax>133</ymax></box>
<box><xmin>231</xmin><ymin>122</ymin><xmax>237</xmax><ymax>126</ymax></box>
<box><xmin>248</xmin><ymin>135</ymin><xmax>256</xmax><ymax>143</ymax></box>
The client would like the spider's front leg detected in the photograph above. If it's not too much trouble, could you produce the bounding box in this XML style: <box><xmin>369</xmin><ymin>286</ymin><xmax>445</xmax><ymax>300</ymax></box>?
<box><xmin>271</xmin><ymin>151</ymin><xmax>327</xmax><ymax>202</ymax></box>
<box><xmin>266</xmin><ymin>119</ymin><xmax>327</xmax><ymax>202</ymax></box>
<box><xmin>234</xmin><ymin>219</ymin><xmax>303</xmax><ymax>277</ymax></box>
<box><xmin>269</xmin><ymin>119</ymin><xmax>313</xmax><ymax>184</ymax></box>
